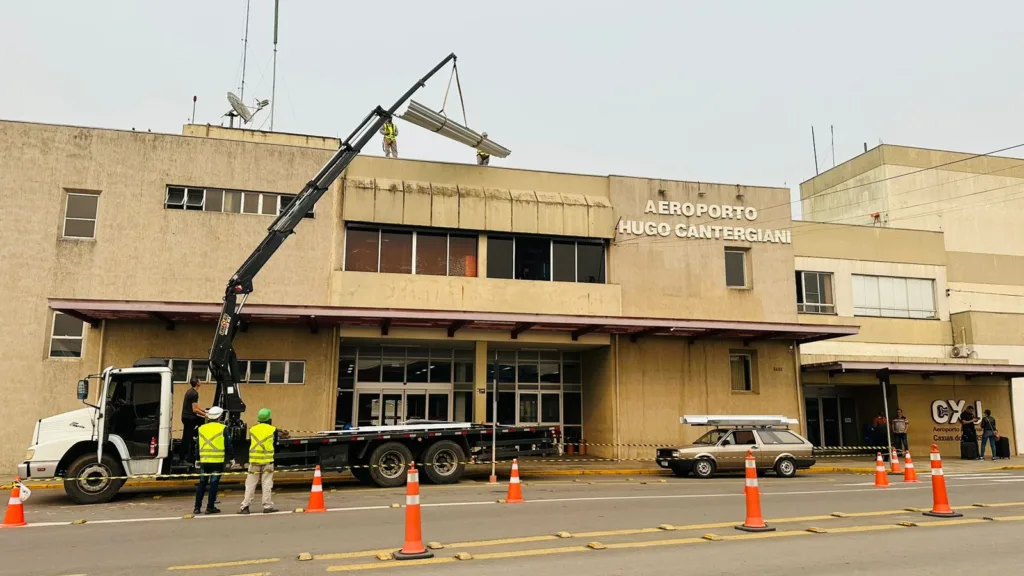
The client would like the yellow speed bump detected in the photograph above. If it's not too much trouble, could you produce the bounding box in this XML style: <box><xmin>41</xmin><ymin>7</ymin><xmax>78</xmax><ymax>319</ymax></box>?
<box><xmin>297</xmin><ymin>552</ymin><xmax>313</xmax><ymax>561</ymax></box>
<box><xmin>586</xmin><ymin>542</ymin><xmax>606</xmax><ymax>550</ymax></box>
<box><xmin>454</xmin><ymin>552</ymin><xmax>473</xmax><ymax>561</ymax></box>
<box><xmin>702</xmin><ymin>534</ymin><xmax>723</xmax><ymax>541</ymax></box>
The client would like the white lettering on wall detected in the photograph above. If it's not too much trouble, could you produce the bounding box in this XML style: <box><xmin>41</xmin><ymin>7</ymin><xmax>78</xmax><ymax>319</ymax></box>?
<box><xmin>619</xmin><ymin>201</ymin><xmax>788</xmax><ymax>243</ymax></box>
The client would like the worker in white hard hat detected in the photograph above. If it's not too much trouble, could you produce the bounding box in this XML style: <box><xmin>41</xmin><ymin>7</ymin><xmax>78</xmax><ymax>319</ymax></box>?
<box><xmin>476</xmin><ymin>132</ymin><xmax>490</xmax><ymax>166</ymax></box>
<box><xmin>380</xmin><ymin>117</ymin><xmax>398</xmax><ymax>158</ymax></box>
<box><xmin>193</xmin><ymin>406</ymin><xmax>233</xmax><ymax>515</ymax></box>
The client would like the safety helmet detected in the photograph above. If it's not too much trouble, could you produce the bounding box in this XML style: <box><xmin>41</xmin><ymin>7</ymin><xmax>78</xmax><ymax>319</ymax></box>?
<box><xmin>257</xmin><ymin>408</ymin><xmax>272</xmax><ymax>423</ymax></box>
<box><xmin>206</xmin><ymin>406</ymin><xmax>225</xmax><ymax>420</ymax></box>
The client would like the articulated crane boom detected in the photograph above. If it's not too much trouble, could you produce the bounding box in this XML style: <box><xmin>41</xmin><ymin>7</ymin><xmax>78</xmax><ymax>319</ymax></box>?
<box><xmin>208</xmin><ymin>53</ymin><xmax>457</xmax><ymax>435</ymax></box>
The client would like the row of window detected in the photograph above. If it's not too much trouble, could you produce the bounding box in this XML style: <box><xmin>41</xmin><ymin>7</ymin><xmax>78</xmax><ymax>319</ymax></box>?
<box><xmin>795</xmin><ymin>271</ymin><xmax>937</xmax><ymax>319</ymax></box>
<box><xmin>164</xmin><ymin>186</ymin><xmax>314</xmax><ymax>219</ymax></box>
<box><xmin>339</xmin><ymin>346</ymin><xmax>476</xmax><ymax>387</ymax></box>
<box><xmin>170</xmin><ymin>358</ymin><xmax>306</xmax><ymax>385</ymax></box>
<box><xmin>344</xmin><ymin>227</ymin><xmax>478</xmax><ymax>277</ymax></box>
<box><xmin>487</xmin><ymin>235</ymin><xmax>606</xmax><ymax>284</ymax></box>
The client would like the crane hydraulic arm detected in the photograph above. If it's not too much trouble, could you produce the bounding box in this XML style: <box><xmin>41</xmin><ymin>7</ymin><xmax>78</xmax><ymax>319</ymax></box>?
<box><xmin>208</xmin><ymin>53</ymin><xmax>457</xmax><ymax>421</ymax></box>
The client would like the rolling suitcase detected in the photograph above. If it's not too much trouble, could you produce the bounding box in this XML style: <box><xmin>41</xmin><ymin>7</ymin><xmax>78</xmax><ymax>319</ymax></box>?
<box><xmin>997</xmin><ymin>436</ymin><xmax>1012</xmax><ymax>459</ymax></box>
<box><xmin>961</xmin><ymin>440</ymin><xmax>979</xmax><ymax>460</ymax></box>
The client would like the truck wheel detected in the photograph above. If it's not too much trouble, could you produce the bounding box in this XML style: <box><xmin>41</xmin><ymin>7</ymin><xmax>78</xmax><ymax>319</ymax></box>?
<box><xmin>64</xmin><ymin>452</ymin><xmax>126</xmax><ymax>505</ymax></box>
<box><xmin>368</xmin><ymin>442</ymin><xmax>414</xmax><ymax>488</ymax></box>
<box><xmin>422</xmin><ymin>440</ymin><xmax>466</xmax><ymax>485</ymax></box>
<box><xmin>774</xmin><ymin>457</ymin><xmax>797</xmax><ymax>478</ymax></box>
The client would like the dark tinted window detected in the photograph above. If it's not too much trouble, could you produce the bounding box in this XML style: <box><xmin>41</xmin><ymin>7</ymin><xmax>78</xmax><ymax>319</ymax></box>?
<box><xmin>552</xmin><ymin>241</ymin><xmax>576</xmax><ymax>282</ymax></box>
<box><xmin>380</xmin><ymin>230</ymin><xmax>413</xmax><ymax>274</ymax></box>
<box><xmin>577</xmin><ymin>242</ymin><xmax>605</xmax><ymax>283</ymax></box>
<box><xmin>416</xmin><ymin>232</ymin><xmax>447</xmax><ymax>275</ymax></box>
<box><xmin>487</xmin><ymin>236</ymin><xmax>514</xmax><ymax>279</ymax></box>
<box><xmin>345</xmin><ymin>228</ymin><xmax>379</xmax><ymax>272</ymax></box>
<box><xmin>725</xmin><ymin>249</ymin><xmax>747</xmax><ymax>287</ymax></box>
<box><xmin>515</xmin><ymin>236</ymin><xmax>550</xmax><ymax>281</ymax></box>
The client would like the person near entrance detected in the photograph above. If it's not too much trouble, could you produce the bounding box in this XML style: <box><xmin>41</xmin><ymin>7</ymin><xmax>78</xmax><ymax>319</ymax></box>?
<box><xmin>871</xmin><ymin>412</ymin><xmax>888</xmax><ymax>446</ymax></box>
<box><xmin>194</xmin><ymin>406</ymin><xmax>233</xmax><ymax>515</ymax></box>
<box><xmin>239</xmin><ymin>408</ymin><xmax>279</xmax><ymax>514</ymax></box>
<box><xmin>891</xmin><ymin>409</ymin><xmax>909</xmax><ymax>455</ymax></box>
<box><xmin>960</xmin><ymin>405</ymin><xmax>979</xmax><ymax>460</ymax></box>
<box><xmin>180</xmin><ymin>377</ymin><xmax>207</xmax><ymax>465</ymax></box>
<box><xmin>979</xmin><ymin>409</ymin><xmax>999</xmax><ymax>461</ymax></box>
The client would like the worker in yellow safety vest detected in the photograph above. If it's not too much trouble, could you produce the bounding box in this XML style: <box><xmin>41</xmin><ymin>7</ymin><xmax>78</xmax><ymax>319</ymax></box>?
<box><xmin>380</xmin><ymin>118</ymin><xmax>399</xmax><ymax>158</ymax></box>
<box><xmin>239</xmin><ymin>408</ymin><xmax>279</xmax><ymax>514</ymax></box>
<box><xmin>193</xmin><ymin>406</ymin><xmax>233</xmax><ymax>515</ymax></box>
<box><xmin>476</xmin><ymin>132</ymin><xmax>490</xmax><ymax>165</ymax></box>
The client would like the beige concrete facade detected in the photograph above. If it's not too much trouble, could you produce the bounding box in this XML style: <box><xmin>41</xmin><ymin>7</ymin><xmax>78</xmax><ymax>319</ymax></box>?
<box><xmin>801</xmin><ymin>145</ymin><xmax>1024</xmax><ymax>454</ymax></box>
<box><xmin>0</xmin><ymin>120</ymin><xmax>835</xmax><ymax>473</ymax></box>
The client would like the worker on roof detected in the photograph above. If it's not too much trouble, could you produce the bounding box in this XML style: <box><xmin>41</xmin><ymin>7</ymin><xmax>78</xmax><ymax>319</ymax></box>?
<box><xmin>476</xmin><ymin>132</ymin><xmax>490</xmax><ymax>166</ymax></box>
<box><xmin>239</xmin><ymin>408</ymin><xmax>279</xmax><ymax>514</ymax></box>
<box><xmin>193</xmin><ymin>406</ymin><xmax>233</xmax><ymax>515</ymax></box>
<box><xmin>381</xmin><ymin>117</ymin><xmax>398</xmax><ymax>158</ymax></box>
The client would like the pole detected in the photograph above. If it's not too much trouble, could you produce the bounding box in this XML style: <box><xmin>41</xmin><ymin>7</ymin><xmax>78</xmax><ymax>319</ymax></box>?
<box><xmin>878</xmin><ymin>369</ymin><xmax>893</xmax><ymax>460</ymax></box>
<box><xmin>191</xmin><ymin>96</ymin><xmax>197</xmax><ymax>124</ymax></box>
<box><xmin>489</xmin><ymin>350</ymin><xmax>498</xmax><ymax>484</ymax></box>
<box><xmin>270</xmin><ymin>0</ymin><xmax>279</xmax><ymax>131</ymax></box>
<box><xmin>811</xmin><ymin>126</ymin><xmax>819</xmax><ymax>175</ymax></box>
<box><xmin>240</xmin><ymin>0</ymin><xmax>251</xmax><ymax>103</ymax></box>
<box><xmin>831</xmin><ymin>125</ymin><xmax>836</xmax><ymax>167</ymax></box>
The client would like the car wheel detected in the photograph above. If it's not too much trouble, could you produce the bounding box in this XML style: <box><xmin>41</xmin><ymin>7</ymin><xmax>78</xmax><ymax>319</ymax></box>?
<box><xmin>774</xmin><ymin>457</ymin><xmax>797</xmax><ymax>478</ymax></box>
<box><xmin>692</xmin><ymin>458</ymin><xmax>716</xmax><ymax>479</ymax></box>
<box><xmin>421</xmin><ymin>440</ymin><xmax>466</xmax><ymax>485</ymax></box>
<box><xmin>367</xmin><ymin>442</ymin><xmax>414</xmax><ymax>488</ymax></box>
<box><xmin>64</xmin><ymin>452</ymin><xmax>126</xmax><ymax>505</ymax></box>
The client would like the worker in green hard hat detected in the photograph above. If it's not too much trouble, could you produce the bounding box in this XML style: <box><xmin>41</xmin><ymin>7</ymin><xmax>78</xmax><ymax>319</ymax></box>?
<box><xmin>239</xmin><ymin>408</ymin><xmax>279</xmax><ymax>514</ymax></box>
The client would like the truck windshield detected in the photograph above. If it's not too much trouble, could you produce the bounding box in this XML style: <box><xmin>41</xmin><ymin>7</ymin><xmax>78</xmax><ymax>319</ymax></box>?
<box><xmin>693</xmin><ymin>429</ymin><xmax>728</xmax><ymax>445</ymax></box>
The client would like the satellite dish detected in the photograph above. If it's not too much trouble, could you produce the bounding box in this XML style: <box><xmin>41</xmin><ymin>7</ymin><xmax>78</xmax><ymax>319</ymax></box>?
<box><xmin>223</xmin><ymin>92</ymin><xmax>269</xmax><ymax>128</ymax></box>
<box><xmin>227</xmin><ymin>92</ymin><xmax>253</xmax><ymax>123</ymax></box>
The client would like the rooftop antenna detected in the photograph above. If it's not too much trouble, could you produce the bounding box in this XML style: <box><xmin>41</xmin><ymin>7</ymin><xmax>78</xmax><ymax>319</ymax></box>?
<box><xmin>191</xmin><ymin>95</ymin><xmax>197</xmax><ymax>124</ymax></box>
<box><xmin>811</xmin><ymin>126</ymin><xmax>819</xmax><ymax>175</ymax></box>
<box><xmin>270</xmin><ymin>0</ymin><xmax>279</xmax><ymax>131</ymax></box>
<box><xmin>239</xmin><ymin>0</ymin><xmax>251</xmax><ymax>103</ymax></box>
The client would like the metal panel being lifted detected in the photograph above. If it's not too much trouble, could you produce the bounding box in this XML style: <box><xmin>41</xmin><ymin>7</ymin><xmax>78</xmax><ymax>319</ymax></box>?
<box><xmin>399</xmin><ymin>100</ymin><xmax>511</xmax><ymax>158</ymax></box>
<box><xmin>681</xmin><ymin>415</ymin><xmax>799</xmax><ymax>427</ymax></box>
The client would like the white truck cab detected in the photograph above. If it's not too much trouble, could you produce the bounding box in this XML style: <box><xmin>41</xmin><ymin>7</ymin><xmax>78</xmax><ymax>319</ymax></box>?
<box><xmin>20</xmin><ymin>365</ymin><xmax>173</xmax><ymax>504</ymax></box>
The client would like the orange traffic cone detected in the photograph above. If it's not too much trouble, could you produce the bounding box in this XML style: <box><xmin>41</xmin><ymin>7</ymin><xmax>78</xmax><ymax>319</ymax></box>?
<box><xmin>736</xmin><ymin>449</ymin><xmax>774</xmax><ymax>532</ymax></box>
<box><xmin>505</xmin><ymin>459</ymin><xmax>525</xmax><ymax>504</ymax></box>
<box><xmin>305</xmin><ymin>465</ymin><xmax>326</xmax><ymax>513</ymax></box>
<box><xmin>890</xmin><ymin>447</ymin><xmax>903</xmax><ymax>474</ymax></box>
<box><xmin>923</xmin><ymin>444</ymin><xmax>962</xmax><ymax>518</ymax></box>
<box><xmin>873</xmin><ymin>452</ymin><xmax>890</xmax><ymax>488</ymax></box>
<box><xmin>394</xmin><ymin>463</ymin><xmax>433</xmax><ymax>561</ymax></box>
<box><xmin>903</xmin><ymin>450</ymin><xmax>919</xmax><ymax>483</ymax></box>
<box><xmin>2</xmin><ymin>478</ymin><xmax>27</xmax><ymax>528</ymax></box>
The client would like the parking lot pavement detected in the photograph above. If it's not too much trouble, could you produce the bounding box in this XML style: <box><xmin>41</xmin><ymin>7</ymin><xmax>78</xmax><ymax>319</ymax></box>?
<box><xmin>4</xmin><ymin>470</ymin><xmax>1024</xmax><ymax>575</ymax></box>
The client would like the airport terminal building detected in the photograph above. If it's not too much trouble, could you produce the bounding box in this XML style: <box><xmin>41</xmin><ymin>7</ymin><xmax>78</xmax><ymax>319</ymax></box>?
<box><xmin>2</xmin><ymin>120</ymin><xmax>1021</xmax><ymax>472</ymax></box>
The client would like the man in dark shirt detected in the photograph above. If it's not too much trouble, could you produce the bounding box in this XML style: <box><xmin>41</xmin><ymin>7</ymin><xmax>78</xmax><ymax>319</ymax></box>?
<box><xmin>180</xmin><ymin>377</ymin><xmax>207</xmax><ymax>464</ymax></box>
<box><xmin>960</xmin><ymin>405</ymin><xmax>979</xmax><ymax>444</ymax></box>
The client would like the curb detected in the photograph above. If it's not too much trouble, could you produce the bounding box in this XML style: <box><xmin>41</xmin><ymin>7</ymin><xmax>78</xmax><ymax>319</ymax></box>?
<box><xmin>802</xmin><ymin>467</ymin><xmax>876</xmax><ymax>474</ymax></box>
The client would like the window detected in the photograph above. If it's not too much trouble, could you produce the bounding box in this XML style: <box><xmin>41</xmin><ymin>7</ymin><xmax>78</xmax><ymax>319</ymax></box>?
<box><xmin>63</xmin><ymin>193</ymin><xmax>99</xmax><ymax>239</ymax></box>
<box><xmin>515</xmin><ymin>237</ymin><xmax>551</xmax><ymax>280</ymax></box>
<box><xmin>488</xmin><ymin>235</ymin><xmax>606</xmax><ymax>283</ymax></box>
<box><xmin>168</xmin><ymin>359</ymin><xmax>211</xmax><ymax>383</ymax></box>
<box><xmin>724</xmin><ymin>248</ymin><xmax>747</xmax><ymax>288</ymax></box>
<box><xmin>231</xmin><ymin>360</ymin><xmax>305</xmax><ymax>384</ymax></box>
<box><xmin>49</xmin><ymin>312</ymin><xmax>85</xmax><ymax>358</ymax></box>
<box><xmin>248</xmin><ymin>361</ymin><xmax>268</xmax><ymax>383</ymax></box>
<box><xmin>380</xmin><ymin>231</ymin><xmax>413</xmax><ymax>274</ymax></box>
<box><xmin>796</xmin><ymin>271</ymin><xmax>835</xmax><ymax>314</ymax></box>
<box><xmin>758</xmin><ymin>430</ymin><xmax>804</xmax><ymax>445</ymax></box>
<box><xmin>730</xmin><ymin>352</ymin><xmax>754</xmax><ymax>392</ymax></box>
<box><xmin>852</xmin><ymin>275</ymin><xmax>936</xmax><ymax>319</ymax></box>
<box><xmin>344</xmin><ymin>225</ymin><xmax>478</xmax><ymax>276</ymax></box>
<box><xmin>164</xmin><ymin>186</ymin><xmax>313</xmax><ymax>218</ymax></box>
<box><xmin>487</xmin><ymin>236</ymin><xmax>515</xmax><ymax>279</ymax></box>
<box><xmin>727</xmin><ymin>430</ymin><xmax>757</xmax><ymax>445</ymax></box>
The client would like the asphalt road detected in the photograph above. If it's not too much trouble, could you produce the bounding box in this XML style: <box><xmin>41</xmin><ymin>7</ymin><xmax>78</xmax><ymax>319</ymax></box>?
<box><xmin>4</xmin><ymin>470</ymin><xmax>1024</xmax><ymax>575</ymax></box>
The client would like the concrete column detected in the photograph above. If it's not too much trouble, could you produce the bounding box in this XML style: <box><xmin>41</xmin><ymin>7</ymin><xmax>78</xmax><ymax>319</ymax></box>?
<box><xmin>478</xmin><ymin>235</ymin><xmax>489</xmax><ymax>278</ymax></box>
<box><xmin>474</xmin><ymin>340</ymin><xmax>489</xmax><ymax>423</ymax></box>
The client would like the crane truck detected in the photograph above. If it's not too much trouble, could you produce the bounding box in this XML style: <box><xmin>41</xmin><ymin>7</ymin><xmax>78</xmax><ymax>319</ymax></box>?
<box><xmin>17</xmin><ymin>54</ymin><xmax>559</xmax><ymax>505</ymax></box>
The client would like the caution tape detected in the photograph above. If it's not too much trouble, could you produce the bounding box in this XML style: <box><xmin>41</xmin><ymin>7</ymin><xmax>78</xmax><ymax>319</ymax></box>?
<box><xmin>5</xmin><ymin>451</ymin><xmax>886</xmax><ymax>489</ymax></box>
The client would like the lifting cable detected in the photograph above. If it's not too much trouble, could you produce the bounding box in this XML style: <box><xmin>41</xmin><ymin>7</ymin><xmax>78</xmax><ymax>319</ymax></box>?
<box><xmin>439</xmin><ymin>61</ymin><xmax>469</xmax><ymax>127</ymax></box>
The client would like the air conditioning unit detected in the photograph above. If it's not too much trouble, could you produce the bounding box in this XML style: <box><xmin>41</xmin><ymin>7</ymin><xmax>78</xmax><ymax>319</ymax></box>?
<box><xmin>951</xmin><ymin>344</ymin><xmax>975</xmax><ymax>358</ymax></box>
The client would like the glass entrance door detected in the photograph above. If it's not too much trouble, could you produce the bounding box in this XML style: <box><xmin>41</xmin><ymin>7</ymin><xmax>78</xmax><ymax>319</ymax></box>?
<box><xmin>355</xmin><ymin>386</ymin><xmax>452</xmax><ymax>426</ymax></box>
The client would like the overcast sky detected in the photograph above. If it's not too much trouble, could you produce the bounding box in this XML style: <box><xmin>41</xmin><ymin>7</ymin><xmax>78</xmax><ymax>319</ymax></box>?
<box><xmin>4</xmin><ymin>1</ymin><xmax>1023</xmax><ymax>217</ymax></box>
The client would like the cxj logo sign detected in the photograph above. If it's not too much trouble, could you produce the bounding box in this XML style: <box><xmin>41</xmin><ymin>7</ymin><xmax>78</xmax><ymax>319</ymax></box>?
<box><xmin>931</xmin><ymin>400</ymin><xmax>983</xmax><ymax>424</ymax></box>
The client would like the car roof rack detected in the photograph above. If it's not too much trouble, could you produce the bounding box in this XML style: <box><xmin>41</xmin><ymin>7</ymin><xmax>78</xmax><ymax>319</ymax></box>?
<box><xmin>681</xmin><ymin>415</ymin><xmax>798</xmax><ymax>428</ymax></box>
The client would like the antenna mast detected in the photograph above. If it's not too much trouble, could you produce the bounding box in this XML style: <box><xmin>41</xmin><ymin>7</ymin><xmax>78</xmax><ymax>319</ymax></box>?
<box><xmin>239</xmin><ymin>0</ymin><xmax>251</xmax><ymax>102</ymax></box>
<box><xmin>270</xmin><ymin>0</ymin><xmax>279</xmax><ymax>131</ymax></box>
